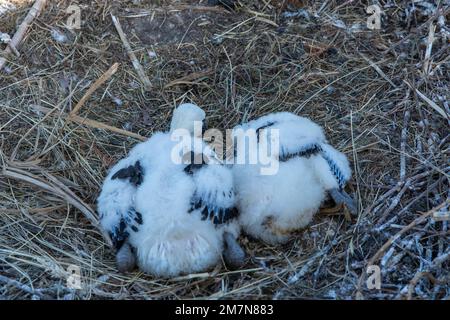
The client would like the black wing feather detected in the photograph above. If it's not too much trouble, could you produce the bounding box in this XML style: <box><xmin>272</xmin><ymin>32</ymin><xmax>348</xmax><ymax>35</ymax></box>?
<box><xmin>255</xmin><ymin>121</ymin><xmax>276</xmax><ymax>142</ymax></box>
<box><xmin>111</xmin><ymin>161</ymin><xmax>144</xmax><ymax>186</ymax></box>
<box><xmin>279</xmin><ymin>142</ymin><xmax>322</xmax><ymax>162</ymax></box>
<box><xmin>194</xmin><ymin>200</ymin><xmax>238</xmax><ymax>225</ymax></box>
<box><xmin>279</xmin><ymin>142</ymin><xmax>348</xmax><ymax>190</ymax></box>
<box><xmin>186</xmin><ymin>159</ymin><xmax>239</xmax><ymax>225</ymax></box>
<box><xmin>107</xmin><ymin>209</ymin><xmax>144</xmax><ymax>250</ymax></box>
<box><xmin>109</xmin><ymin>217</ymin><xmax>129</xmax><ymax>250</ymax></box>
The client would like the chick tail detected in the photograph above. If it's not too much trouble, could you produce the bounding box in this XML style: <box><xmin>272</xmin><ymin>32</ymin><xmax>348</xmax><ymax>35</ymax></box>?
<box><xmin>116</xmin><ymin>243</ymin><xmax>136</xmax><ymax>273</ymax></box>
<box><xmin>223</xmin><ymin>232</ymin><xmax>246</xmax><ymax>269</ymax></box>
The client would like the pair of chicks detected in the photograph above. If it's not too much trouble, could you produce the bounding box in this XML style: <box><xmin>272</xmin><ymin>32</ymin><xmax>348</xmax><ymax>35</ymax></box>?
<box><xmin>97</xmin><ymin>103</ymin><xmax>356</xmax><ymax>277</ymax></box>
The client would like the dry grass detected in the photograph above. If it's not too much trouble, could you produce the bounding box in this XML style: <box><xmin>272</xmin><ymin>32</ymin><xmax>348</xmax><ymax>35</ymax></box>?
<box><xmin>0</xmin><ymin>0</ymin><xmax>449</xmax><ymax>300</ymax></box>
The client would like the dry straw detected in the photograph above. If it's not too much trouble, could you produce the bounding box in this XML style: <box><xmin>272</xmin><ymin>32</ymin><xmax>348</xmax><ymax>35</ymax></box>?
<box><xmin>0</xmin><ymin>0</ymin><xmax>448</xmax><ymax>299</ymax></box>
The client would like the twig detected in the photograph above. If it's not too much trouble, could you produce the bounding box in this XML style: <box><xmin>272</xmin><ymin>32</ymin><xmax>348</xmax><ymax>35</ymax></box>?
<box><xmin>111</xmin><ymin>14</ymin><xmax>152</xmax><ymax>90</ymax></box>
<box><xmin>432</xmin><ymin>248</ymin><xmax>450</xmax><ymax>266</ymax></box>
<box><xmin>415</xmin><ymin>88</ymin><xmax>448</xmax><ymax>119</ymax></box>
<box><xmin>407</xmin><ymin>272</ymin><xmax>441</xmax><ymax>300</ymax></box>
<box><xmin>0</xmin><ymin>275</ymin><xmax>51</xmax><ymax>299</ymax></box>
<box><xmin>69</xmin><ymin>114</ymin><xmax>146</xmax><ymax>141</ymax></box>
<box><xmin>0</xmin><ymin>0</ymin><xmax>47</xmax><ymax>70</ymax></box>
<box><xmin>376</xmin><ymin>176</ymin><xmax>444</xmax><ymax>230</ymax></box>
<box><xmin>385</xmin><ymin>7</ymin><xmax>450</xmax><ymax>55</ymax></box>
<box><xmin>287</xmin><ymin>243</ymin><xmax>332</xmax><ymax>284</ymax></box>
<box><xmin>164</xmin><ymin>69</ymin><xmax>212</xmax><ymax>88</ymax></box>
<box><xmin>371</xmin><ymin>202</ymin><xmax>448</xmax><ymax>265</ymax></box>
<box><xmin>331</xmin><ymin>0</ymin><xmax>355</xmax><ymax>13</ymax></box>
<box><xmin>32</xmin><ymin>105</ymin><xmax>146</xmax><ymax>141</ymax></box>
<box><xmin>367</xmin><ymin>181</ymin><xmax>404</xmax><ymax>214</ymax></box>
<box><xmin>404</xmin><ymin>81</ymin><xmax>448</xmax><ymax>119</ymax></box>
<box><xmin>423</xmin><ymin>23</ymin><xmax>436</xmax><ymax>76</ymax></box>
<box><xmin>406</xmin><ymin>247</ymin><xmax>450</xmax><ymax>299</ymax></box>
<box><xmin>121</xmin><ymin>5</ymin><xmax>229</xmax><ymax>17</ymax></box>
<box><xmin>172</xmin><ymin>4</ymin><xmax>229</xmax><ymax>13</ymax></box>
<box><xmin>400</xmin><ymin>108</ymin><xmax>410</xmax><ymax>180</ymax></box>
<box><xmin>170</xmin><ymin>272</ymin><xmax>214</xmax><ymax>281</ymax></box>
<box><xmin>359</xmin><ymin>53</ymin><xmax>397</xmax><ymax>88</ymax></box>
<box><xmin>377</xmin><ymin>179</ymin><xmax>411</xmax><ymax>225</ymax></box>
<box><xmin>356</xmin><ymin>201</ymin><xmax>449</xmax><ymax>298</ymax></box>
<box><xmin>69</xmin><ymin>63</ymin><xmax>119</xmax><ymax>117</ymax></box>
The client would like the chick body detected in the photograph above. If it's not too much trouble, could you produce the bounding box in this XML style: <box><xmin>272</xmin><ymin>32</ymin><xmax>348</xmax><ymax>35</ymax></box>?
<box><xmin>98</xmin><ymin>103</ymin><xmax>242</xmax><ymax>276</ymax></box>
<box><xmin>130</xmin><ymin>133</ymin><xmax>240</xmax><ymax>276</ymax></box>
<box><xmin>232</xmin><ymin>112</ymin><xmax>352</xmax><ymax>244</ymax></box>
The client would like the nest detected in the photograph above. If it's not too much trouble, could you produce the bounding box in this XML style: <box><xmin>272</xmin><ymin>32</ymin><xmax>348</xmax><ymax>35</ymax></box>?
<box><xmin>0</xmin><ymin>0</ymin><xmax>448</xmax><ymax>300</ymax></box>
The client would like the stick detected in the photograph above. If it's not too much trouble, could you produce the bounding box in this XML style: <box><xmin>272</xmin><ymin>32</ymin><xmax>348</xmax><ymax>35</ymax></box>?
<box><xmin>400</xmin><ymin>110</ymin><xmax>410</xmax><ymax>180</ymax></box>
<box><xmin>356</xmin><ymin>201</ymin><xmax>449</xmax><ymax>298</ymax></box>
<box><xmin>404</xmin><ymin>80</ymin><xmax>448</xmax><ymax>119</ymax></box>
<box><xmin>0</xmin><ymin>275</ymin><xmax>51</xmax><ymax>299</ymax></box>
<box><xmin>70</xmin><ymin>63</ymin><xmax>119</xmax><ymax>117</ymax></box>
<box><xmin>111</xmin><ymin>14</ymin><xmax>152</xmax><ymax>90</ymax></box>
<box><xmin>415</xmin><ymin>88</ymin><xmax>448</xmax><ymax>119</ymax></box>
<box><xmin>68</xmin><ymin>114</ymin><xmax>147</xmax><ymax>141</ymax></box>
<box><xmin>32</xmin><ymin>105</ymin><xmax>146</xmax><ymax>141</ymax></box>
<box><xmin>407</xmin><ymin>272</ymin><xmax>440</xmax><ymax>300</ymax></box>
<box><xmin>121</xmin><ymin>5</ymin><xmax>229</xmax><ymax>17</ymax></box>
<box><xmin>407</xmin><ymin>247</ymin><xmax>450</xmax><ymax>299</ymax></box>
<box><xmin>164</xmin><ymin>69</ymin><xmax>212</xmax><ymax>88</ymax></box>
<box><xmin>359</xmin><ymin>53</ymin><xmax>397</xmax><ymax>88</ymax></box>
<box><xmin>423</xmin><ymin>23</ymin><xmax>435</xmax><ymax>76</ymax></box>
<box><xmin>0</xmin><ymin>0</ymin><xmax>47</xmax><ymax>70</ymax></box>
<box><xmin>371</xmin><ymin>202</ymin><xmax>447</xmax><ymax>265</ymax></box>
<box><xmin>288</xmin><ymin>243</ymin><xmax>333</xmax><ymax>284</ymax></box>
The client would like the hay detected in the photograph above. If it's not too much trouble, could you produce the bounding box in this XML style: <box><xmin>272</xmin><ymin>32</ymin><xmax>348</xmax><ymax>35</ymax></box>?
<box><xmin>0</xmin><ymin>0</ymin><xmax>449</xmax><ymax>300</ymax></box>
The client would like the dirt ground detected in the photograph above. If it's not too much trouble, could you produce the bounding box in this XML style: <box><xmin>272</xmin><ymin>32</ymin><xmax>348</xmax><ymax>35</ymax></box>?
<box><xmin>0</xmin><ymin>0</ymin><xmax>449</xmax><ymax>299</ymax></box>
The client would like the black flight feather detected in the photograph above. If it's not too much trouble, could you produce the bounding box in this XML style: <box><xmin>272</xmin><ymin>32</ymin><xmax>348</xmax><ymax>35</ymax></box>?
<box><xmin>111</xmin><ymin>161</ymin><xmax>143</xmax><ymax>186</ymax></box>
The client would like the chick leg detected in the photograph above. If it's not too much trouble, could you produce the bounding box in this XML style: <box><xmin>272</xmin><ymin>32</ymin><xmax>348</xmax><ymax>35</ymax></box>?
<box><xmin>116</xmin><ymin>242</ymin><xmax>136</xmax><ymax>273</ymax></box>
<box><xmin>223</xmin><ymin>232</ymin><xmax>246</xmax><ymax>269</ymax></box>
<box><xmin>329</xmin><ymin>188</ymin><xmax>357</xmax><ymax>216</ymax></box>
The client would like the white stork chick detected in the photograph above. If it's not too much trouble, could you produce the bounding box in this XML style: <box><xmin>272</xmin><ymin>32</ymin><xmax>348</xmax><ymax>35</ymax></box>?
<box><xmin>231</xmin><ymin>112</ymin><xmax>356</xmax><ymax>245</ymax></box>
<box><xmin>97</xmin><ymin>103</ymin><xmax>244</xmax><ymax>276</ymax></box>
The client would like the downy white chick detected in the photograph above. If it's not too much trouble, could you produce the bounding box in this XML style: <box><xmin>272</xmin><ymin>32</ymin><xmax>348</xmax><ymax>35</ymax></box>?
<box><xmin>231</xmin><ymin>112</ymin><xmax>356</xmax><ymax>245</ymax></box>
<box><xmin>97</xmin><ymin>103</ymin><xmax>244</xmax><ymax>276</ymax></box>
